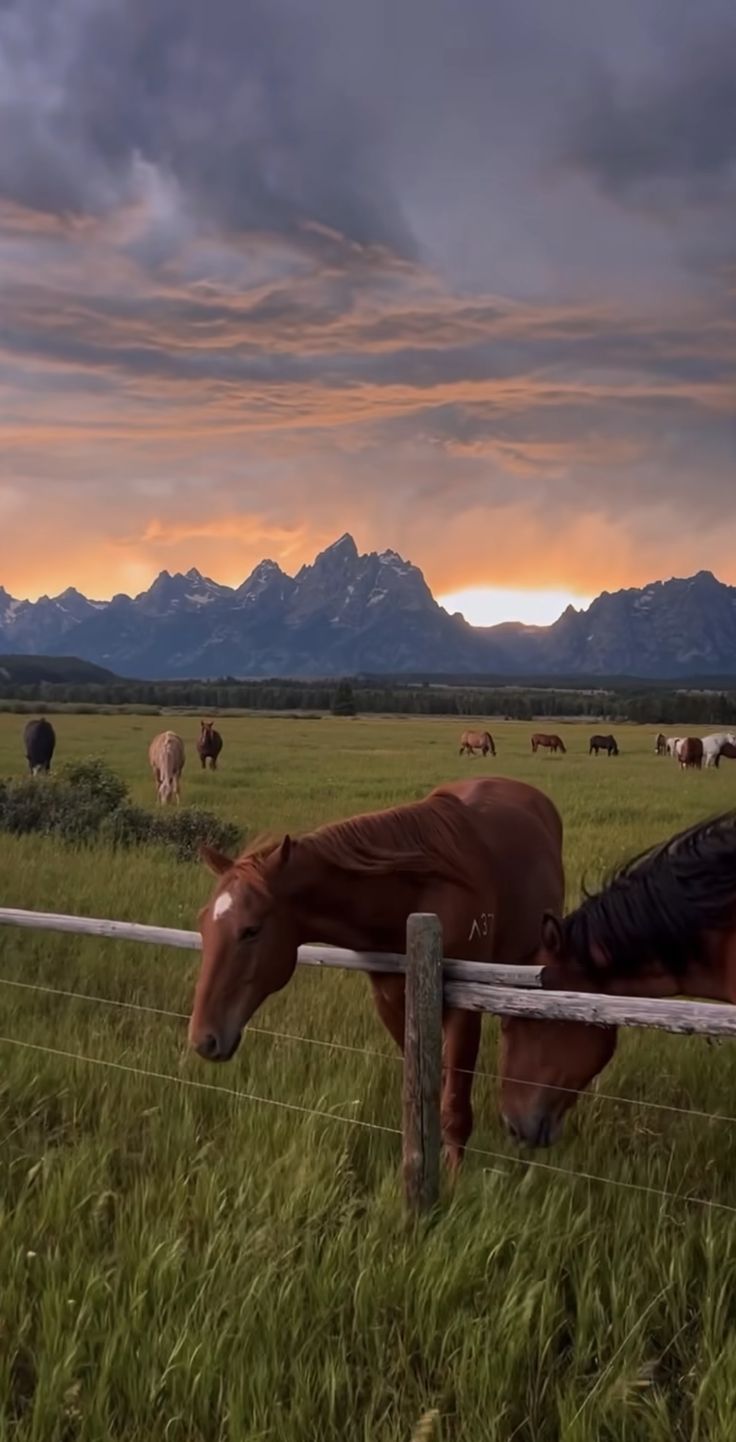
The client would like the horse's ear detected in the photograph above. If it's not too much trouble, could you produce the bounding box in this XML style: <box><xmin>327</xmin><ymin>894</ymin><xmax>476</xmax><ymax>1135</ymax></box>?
<box><xmin>278</xmin><ymin>835</ymin><xmax>295</xmax><ymax>869</ymax></box>
<box><xmin>199</xmin><ymin>844</ymin><xmax>233</xmax><ymax>876</ymax></box>
<box><xmin>541</xmin><ymin>911</ymin><xmax>563</xmax><ymax>955</ymax></box>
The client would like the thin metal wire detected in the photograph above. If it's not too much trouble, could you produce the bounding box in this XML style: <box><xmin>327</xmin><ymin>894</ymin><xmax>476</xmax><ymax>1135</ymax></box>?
<box><xmin>2</xmin><ymin>1030</ymin><xmax>735</xmax><ymax>1218</ymax></box>
<box><xmin>0</xmin><ymin>1034</ymin><xmax>402</xmax><ymax>1138</ymax></box>
<box><xmin>3</xmin><ymin>972</ymin><xmax>736</xmax><ymax>1128</ymax></box>
<box><xmin>461</xmin><ymin>1139</ymin><xmax>736</xmax><ymax>1215</ymax></box>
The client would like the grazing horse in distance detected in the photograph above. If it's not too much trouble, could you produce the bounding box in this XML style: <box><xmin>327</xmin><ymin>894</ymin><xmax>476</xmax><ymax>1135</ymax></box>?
<box><xmin>188</xmin><ymin>775</ymin><xmax>564</xmax><ymax>1169</ymax></box>
<box><xmin>702</xmin><ymin>732</ymin><xmax>736</xmax><ymax>768</ymax></box>
<box><xmin>679</xmin><ymin>737</ymin><xmax>703</xmax><ymax>770</ymax></box>
<box><xmin>589</xmin><ymin>734</ymin><xmax>619</xmax><ymax>756</ymax></box>
<box><xmin>148</xmin><ymin>730</ymin><xmax>185</xmax><ymax>805</ymax></box>
<box><xmin>499</xmin><ymin>810</ymin><xmax>736</xmax><ymax>1146</ymax></box>
<box><xmin>459</xmin><ymin>729</ymin><xmax>496</xmax><ymax>758</ymax></box>
<box><xmin>665</xmin><ymin>737</ymin><xmax>684</xmax><ymax>757</ymax></box>
<box><xmin>655</xmin><ymin>733</ymin><xmax>667</xmax><ymax>755</ymax></box>
<box><xmin>531</xmin><ymin>733</ymin><xmax>566</xmax><ymax>754</ymax></box>
<box><xmin>197</xmin><ymin>721</ymin><xmax>223</xmax><ymax>770</ymax></box>
<box><xmin>23</xmin><ymin>718</ymin><xmax>56</xmax><ymax>774</ymax></box>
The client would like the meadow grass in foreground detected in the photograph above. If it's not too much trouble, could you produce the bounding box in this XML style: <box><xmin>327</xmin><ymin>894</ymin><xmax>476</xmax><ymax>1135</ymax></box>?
<box><xmin>2</xmin><ymin>714</ymin><xmax>736</xmax><ymax>1440</ymax></box>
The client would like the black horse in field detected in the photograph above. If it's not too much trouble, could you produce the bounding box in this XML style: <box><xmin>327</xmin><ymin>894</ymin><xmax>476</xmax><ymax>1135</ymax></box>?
<box><xmin>24</xmin><ymin>718</ymin><xmax>56</xmax><ymax>774</ymax></box>
<box><xmin>589</xmin><ymin>733</ymin><xmax>619</xmax><ymax>757</ymax></box>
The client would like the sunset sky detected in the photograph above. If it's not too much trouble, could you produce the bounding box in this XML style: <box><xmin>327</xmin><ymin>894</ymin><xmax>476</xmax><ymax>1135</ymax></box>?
<box><xmin>0</xmin><ymin>0</ymin><xmax>734</xmax><ymax>626</ymax></box>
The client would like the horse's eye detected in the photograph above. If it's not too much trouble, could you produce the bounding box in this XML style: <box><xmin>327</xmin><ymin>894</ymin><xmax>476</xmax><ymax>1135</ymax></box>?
<box><xmin>238</xmin><ymin>925</ymin><xmax>262</xmax><ymax>942</ymax></box>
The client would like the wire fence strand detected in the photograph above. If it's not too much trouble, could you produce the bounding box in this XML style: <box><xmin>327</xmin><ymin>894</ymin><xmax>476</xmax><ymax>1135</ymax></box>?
<box><xmin>2</xmin><ymin>1031</ymin><xmax>736</xmax><ymax>1218</ymax></box>
<box><xmin>3</xmin><ymin>972</ymin><xmax>736</xmax><ymax>1128</ymax></box>
<box><xmin>0</xmin><ymin>1033</ymin><xmax>402</xmax><ymax>1138</ymax></box>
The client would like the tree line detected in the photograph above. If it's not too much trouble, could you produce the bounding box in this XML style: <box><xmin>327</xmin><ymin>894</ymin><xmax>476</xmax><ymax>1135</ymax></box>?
<box><xmin>3</xmin><ymin>674</ymin><xmax>736</xmax><ymax>725</ymax></box>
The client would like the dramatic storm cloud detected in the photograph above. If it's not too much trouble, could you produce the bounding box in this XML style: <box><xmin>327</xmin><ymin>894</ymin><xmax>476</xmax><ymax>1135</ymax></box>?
<box><xmin>0</xmin><ymin>0</ymin><xmax>733</xmax><ymax>612</ymax></box>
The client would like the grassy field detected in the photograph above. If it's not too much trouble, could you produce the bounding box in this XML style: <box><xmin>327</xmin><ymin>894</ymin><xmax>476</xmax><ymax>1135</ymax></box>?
<box><xmin>3</xmin><ymin>712</ymin><xmax>736</xmax><ymax>1441</ymax></box>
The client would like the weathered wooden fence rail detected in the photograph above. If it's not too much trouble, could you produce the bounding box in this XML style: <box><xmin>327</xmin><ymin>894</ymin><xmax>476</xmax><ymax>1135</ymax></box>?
<box><xmin>3</xmin><ymin>905</ymin><xmax>736</xmax><ymax>1213</ymax></box>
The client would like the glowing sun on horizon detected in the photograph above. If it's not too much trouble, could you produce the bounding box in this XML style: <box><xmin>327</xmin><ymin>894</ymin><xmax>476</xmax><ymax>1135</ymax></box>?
<box><xmin>438</xmin><ymin>586</ymin><xmax>593</xmax><ymax>628</ymax></box>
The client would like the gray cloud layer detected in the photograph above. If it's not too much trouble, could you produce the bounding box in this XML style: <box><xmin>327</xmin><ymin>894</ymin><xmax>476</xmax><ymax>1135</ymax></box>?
<box><xmin>0</xmin><ymin>0</ymin><xmax>734</xmax><ymax>596</ymax></box>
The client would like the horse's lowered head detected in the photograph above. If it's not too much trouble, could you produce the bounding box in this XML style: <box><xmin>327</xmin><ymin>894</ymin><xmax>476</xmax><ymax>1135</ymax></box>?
<box><xmin>189</xmin><ymin>839</ymin><xmax>300</xmax><ymax>1061</ymax></box>
<box><xmin>498</xmin><ymin>911</ymin><xmax>618</xmax><ymax>1146</ymax></box>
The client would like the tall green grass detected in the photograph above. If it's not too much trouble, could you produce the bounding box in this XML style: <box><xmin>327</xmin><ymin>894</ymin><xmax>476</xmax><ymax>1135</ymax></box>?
<box><xmin>2</xmin><ymin>713</ymin><xmax>736</xmax><ymax>1440</ymax></box>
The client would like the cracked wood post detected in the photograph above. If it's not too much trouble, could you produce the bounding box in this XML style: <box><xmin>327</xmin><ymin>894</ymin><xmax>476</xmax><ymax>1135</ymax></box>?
<box><xmin>402</xmin><ymin>913</ymin><xmax>443</xmax><ymax>1214</ymax></box>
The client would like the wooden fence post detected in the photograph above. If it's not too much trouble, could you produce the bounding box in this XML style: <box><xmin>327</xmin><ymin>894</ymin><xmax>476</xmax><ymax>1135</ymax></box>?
<box><xmin>402</xmin><ymin>912</ymin><xmax>443</xmax><ymax>1214</ymax></box>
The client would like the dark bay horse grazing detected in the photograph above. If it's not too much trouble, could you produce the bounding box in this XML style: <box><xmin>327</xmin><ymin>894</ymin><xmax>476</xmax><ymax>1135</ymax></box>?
<box><xmin>197</xmin><ymin>721</ymin><xmax>223</xmax><ymax>770</ymax></box>
<box><xmin>679</xmin><ymin>737</ymin><xmax>703</xmax><ymax>770</ymax></box>
<box><xmin>589</xmin><ymin>734</ymin><xmax>619</xmax><ymax>756</ymax></box>
<box><xmin>531</xmin><ymin>733</ymin><xmax>566</xmax><ymax>754</ymax></box>
<box><xmin>24</xmin><ymin>718</ymin><xmax>56</xmax><ymax>774</ymax></box>
<box><xmin>459</xmin><ymin>729</ymin><xmax>496</xmax><ymax>758</ymax></box>
<box><xmin>499</xmin><ymin>810</ymin><xmax>736</xmax><ymax>1146</ymax></box>
<box><xmin>654</xmin><ymin>733</ymin><xmax>667</xmax><ymax>755</ymax></box>
<box><xmin>189</xmin><ymin>776</ymin><xmax>564</xmax><ymax>1168</ymax></box>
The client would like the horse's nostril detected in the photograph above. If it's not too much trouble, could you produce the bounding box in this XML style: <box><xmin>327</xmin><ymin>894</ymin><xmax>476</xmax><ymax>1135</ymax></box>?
<box><xmin>196</xmin><ymin>1033</ymin><xmax>220</xmax><ymax>1060</ymax></box>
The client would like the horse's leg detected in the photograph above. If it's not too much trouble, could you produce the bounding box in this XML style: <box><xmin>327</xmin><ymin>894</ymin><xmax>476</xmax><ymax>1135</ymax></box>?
<box><xmin>369</xmin><ymin>973</ymin><xmax>405</xmax><ymax>1051</ymax></box>
<box><xmin>441</xmin><ymin>1009</ymin><xmax>482</xmax><ymax>1171</ymax></box>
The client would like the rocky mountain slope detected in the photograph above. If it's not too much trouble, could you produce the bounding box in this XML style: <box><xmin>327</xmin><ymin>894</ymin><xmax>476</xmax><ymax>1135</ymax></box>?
<box><xmin>1</xmin><ymin>537</ymin><xmax>735</xmax><ymax>679</ymax></box>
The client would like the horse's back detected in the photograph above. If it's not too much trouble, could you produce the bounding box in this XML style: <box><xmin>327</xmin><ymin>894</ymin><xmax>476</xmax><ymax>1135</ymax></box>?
<box><xmin>150</xmin><ymin>730</ymin><xmax>185</xmax><ymax>774</ymax></box>
<box><xmin>437</xmin><ymin>775</ymin><xmax>563</xmax><ymax>850</ymax></box>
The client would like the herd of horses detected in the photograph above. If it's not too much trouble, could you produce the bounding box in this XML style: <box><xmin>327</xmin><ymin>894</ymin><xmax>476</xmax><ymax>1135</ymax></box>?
<box><xmin>461</xmin><ymin>729</ymin><xmax>614</xmax><ymax>756</ymax></box>
<box><xmin>23</xmin><ymin>717</ymin><xmax>223</xmax><ymax>804</ymax></box>
<box><xmin>654</xmin><ymin>732</ymin><xmax>736</xmax><ymax>770</ymax></box>
<box><xmin>18</xmin><ymin>714</ymin><xmax>736</xmax><ymax>1165</ymax></box>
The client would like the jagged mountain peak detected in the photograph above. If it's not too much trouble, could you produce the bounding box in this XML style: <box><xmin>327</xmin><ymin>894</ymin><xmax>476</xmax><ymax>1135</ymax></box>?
<box><xmin>2</xmin><ymin>546</ymin><xmax>736</xmax><ymax>679</ymax></box>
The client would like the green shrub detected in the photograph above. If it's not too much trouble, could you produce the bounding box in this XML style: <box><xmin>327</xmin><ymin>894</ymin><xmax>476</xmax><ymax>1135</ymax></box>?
<box><xmin>0</xmin><ymin>758</ymin><xmax>242</xmax><ymax>863</ymax></box>
<box><xmin>151</xmin><ymin>807</ymin><xmax>240</xmax><ymax>863</ymax></box>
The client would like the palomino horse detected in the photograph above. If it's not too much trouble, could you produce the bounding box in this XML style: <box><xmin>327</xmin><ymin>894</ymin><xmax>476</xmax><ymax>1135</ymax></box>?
<box><xmin>589</xmin><ymin>734</ymin><xmax>619</xmax><ymax>756</ymax></box>
<box><xmin>188</xmin><ymin>776</ymin><xmax>564</xmax><ymax>1168</ymax></box>
<box><xmin>679</xmin><ymin>737</ymin><xmax>703</xmax><ymax>770</ymax></box>
<box><xmin>197</xmin><ymin>721</ymin><xmax>223</xmax><ymax>770</ymax></box>
<box><xmin>148</xmin><ymin>731</ymin><xmax>185</xmax><ymax>805</ymax></box>
<box><xmin>499</xmin><ymin>810</ymin><xmax>736</xmax><ymax>1146</ymax></box>
<box><xmin>531</xmin><ymin>733</ymin><xmax>566</xmax><ymax>754</ymax></box>
<box><xmin>459</xmin><ymin>729</ymin><xmax>496</xmax><ymax>758</ymax></box>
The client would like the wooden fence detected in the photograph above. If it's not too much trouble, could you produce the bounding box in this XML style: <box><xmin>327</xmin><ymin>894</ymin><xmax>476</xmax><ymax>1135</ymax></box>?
<box><xmin>3</xmin><ymin>905</ymin><xmax>736</xmax><ymax>1212</ymax></box>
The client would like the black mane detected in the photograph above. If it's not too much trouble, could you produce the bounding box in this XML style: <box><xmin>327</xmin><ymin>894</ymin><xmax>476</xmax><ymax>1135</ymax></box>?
<box><xmin>563</xmin><ymin>810</ymin><xmax>736</xmax><ymax>976</ymax></box>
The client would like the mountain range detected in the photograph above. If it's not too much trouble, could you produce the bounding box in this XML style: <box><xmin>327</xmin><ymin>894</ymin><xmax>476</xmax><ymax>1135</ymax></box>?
<box><xmin>2</xmin><ymin>534</ymin><xmax>736</xmax><ymax>680</ymax></box>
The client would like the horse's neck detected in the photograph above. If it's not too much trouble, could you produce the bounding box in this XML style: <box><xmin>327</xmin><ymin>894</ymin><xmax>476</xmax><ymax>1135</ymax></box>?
<box><xmin>284</xmin><ymin>852</ymin><xmax>427</xmax><ymax>950</ymax></box>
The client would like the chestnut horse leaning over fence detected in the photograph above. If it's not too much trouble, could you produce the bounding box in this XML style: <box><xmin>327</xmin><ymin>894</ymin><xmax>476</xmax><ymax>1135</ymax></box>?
<box><xmin>499</xmin><ymin>810</ymin><xmax>736</xmax><ymax>1147</ymax></box>
<box><xmin>531</xmin><ymin>733</ymin><xmax>566</xmax><ymax>754</ymax></box>
<box><xmin>189</xmin><ymin>776</ymin><xmax>564</xmax><ymax>1168</ymax></box>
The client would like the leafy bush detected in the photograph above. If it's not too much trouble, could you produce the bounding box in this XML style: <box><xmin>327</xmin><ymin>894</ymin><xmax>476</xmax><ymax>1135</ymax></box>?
<box><xmin>152</xmin><ymin>807</ymin><xmax>240</xmax><ymax>862</ymax></box>
<box><xmin>0</xmin><ymin>758</ymin><xmax>241</xmax><ymax>862</ymax></box>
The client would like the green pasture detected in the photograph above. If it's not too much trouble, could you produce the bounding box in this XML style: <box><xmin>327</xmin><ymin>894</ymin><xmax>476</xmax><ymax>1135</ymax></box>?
<box><xmin>2</xmin><ymin>713</ymin><xmax>736</xmax><ymax>1441</ymax></box>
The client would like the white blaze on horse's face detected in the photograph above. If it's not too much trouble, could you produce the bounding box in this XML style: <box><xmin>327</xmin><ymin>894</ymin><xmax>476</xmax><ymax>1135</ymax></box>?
<box><xmin>213</xmin><ymin>889</ymin><xmax>234</xmax><ymax>922</ymax></box>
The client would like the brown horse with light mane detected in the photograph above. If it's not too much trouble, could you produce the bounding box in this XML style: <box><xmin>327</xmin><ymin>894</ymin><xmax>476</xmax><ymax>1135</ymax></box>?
<box><xmin>499</xmin><ymin>810</ymin><xmax>736</xmax><ymax>1146</ymax></box>
<box><xmin>459</xmin><ymin>729</ymin><xmax>496</xmax><ymax>758</ymax></box>
<box><xmin>531</xmin><ymin>733</ymin><xmax>566</xmax><ymax>754</ymax></box>
<box><xmin>189</xmin><ymin>776</ymin><xmax>564</xmax><ymax>1167</ymax></box>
